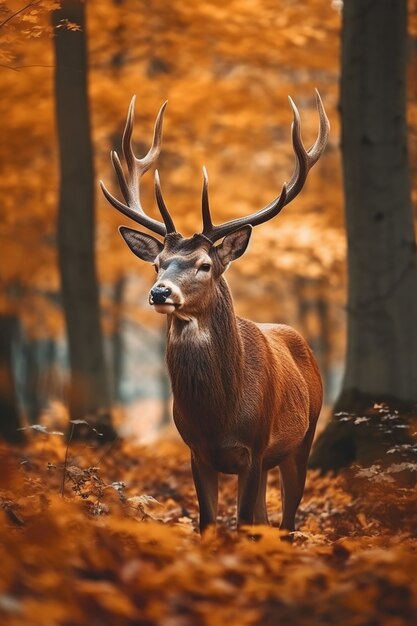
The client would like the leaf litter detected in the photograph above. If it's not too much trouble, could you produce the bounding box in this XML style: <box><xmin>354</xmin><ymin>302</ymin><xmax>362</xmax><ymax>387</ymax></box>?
<box><xmin>0</xmin><ymin>432</ymin><xmax>416</xmax><ymax>626</ymax></box>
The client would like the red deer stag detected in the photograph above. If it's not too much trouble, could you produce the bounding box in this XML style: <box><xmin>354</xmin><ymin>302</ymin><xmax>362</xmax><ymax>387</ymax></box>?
<box><xmin>101</xmin><ymin>92</ymin><xmax>329</xmax><ymax>533</ymax></box>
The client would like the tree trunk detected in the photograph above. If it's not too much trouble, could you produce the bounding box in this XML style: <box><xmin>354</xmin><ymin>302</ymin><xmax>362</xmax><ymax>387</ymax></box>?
<box><xmin>52</xmin><ymin>1</ymin><xmax>115</xmax><ymax>441</ymax></box>
<box><xmin>112</xmin><ymin>274</ymin><xmax>126</xmax><ymax>403</ymax></box>
<box><xmin>310</xmin><ymin>0</ymin><xmax>417</xmax><ymax>470</ymax></box>
<box><xmin>0</xmin><ymin>315</ymin><xmax>24</xmax><ymax>443</ymax></box>
<box><xmin>23</xmin><ymin>338</ymin><xmax>58</xmax><ymax>424</ymax></box>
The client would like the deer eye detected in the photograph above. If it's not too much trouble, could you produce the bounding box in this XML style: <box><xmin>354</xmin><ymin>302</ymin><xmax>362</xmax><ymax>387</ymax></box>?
<box><xmin>199</xmin><ymin>263</ymin><xmax>212</xmax><ymax>272</ymax></box>
<box><xmin>152</xmin><ymin>264</ymin><xmax>159</xmax><ymax>273</ymax></box>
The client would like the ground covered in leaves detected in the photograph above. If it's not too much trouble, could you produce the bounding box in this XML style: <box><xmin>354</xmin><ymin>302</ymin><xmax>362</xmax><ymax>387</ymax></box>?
<box><xmin>0</xmin><ymin>430</ymin><xmax>416</xmax><ymax>626</ymax></box>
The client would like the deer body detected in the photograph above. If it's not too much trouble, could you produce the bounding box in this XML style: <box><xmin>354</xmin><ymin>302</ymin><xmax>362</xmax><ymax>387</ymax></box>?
<box><xmin>101</xmin><ymin>92</ymin><xmax>329</xmax><ymax>532</ymax></box>
<box><xmin>166</xmin><ymin>272</ymin><xmax>322</xmax><ymax>529</ymax></box>
<box><xmin>168</xmin><ymin>281</ymin><xmax>320</xmax><ymax>468</ymax></box>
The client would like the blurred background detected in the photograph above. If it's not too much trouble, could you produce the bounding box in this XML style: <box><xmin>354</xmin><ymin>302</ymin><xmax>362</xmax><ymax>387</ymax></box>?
<box><xmin>0</xmin><ymin>0</ymin><xmax>416</xmax><ymax>442</ymax></box>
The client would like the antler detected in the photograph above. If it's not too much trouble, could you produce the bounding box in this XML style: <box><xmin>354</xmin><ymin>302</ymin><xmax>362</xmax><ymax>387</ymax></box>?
<box><xmin>201</xmin><ymin>89</ymin><xmax>330</xmax><ymax>243</ymax></box>
<box><xmin>100</xmin><ymin>96</ymin><xmax>176</xmax><ymax>236</ymax></box>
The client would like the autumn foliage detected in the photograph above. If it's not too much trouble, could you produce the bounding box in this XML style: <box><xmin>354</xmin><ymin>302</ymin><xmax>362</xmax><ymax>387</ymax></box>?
<box><xmin>1</xmin><ymin>425</ymin><xmax>416</xmax><ymax>626</ymax></box>
<box><xmin>1</xmin><ymin>2</ymin><xmax>417</xmax><ymax>625</ymax></box>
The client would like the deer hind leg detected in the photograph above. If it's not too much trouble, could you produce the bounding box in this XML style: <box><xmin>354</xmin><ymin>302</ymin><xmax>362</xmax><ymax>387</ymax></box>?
<box><xmin>191</xmin><ymin>454</ymin><xmax>219</xmax><ymax>533</ymax></box>
<box><xmin>279</xmin><ymin>425</ymin><xmax>316</xmax><ymax>532</ymax></box>
<box><xmin>253</xmin><ymin>469</ymin><xmax>269</xmax><ymax>524</ymax></box>
<box><xmin>237</xmin><ymin>458</ymin><xmax>263</xmax><ymax>527</ymax></box>
<box><xmin>279</xmin><ymin>455</ymin><xmax>302</xmax><ymax>532</ymax></box>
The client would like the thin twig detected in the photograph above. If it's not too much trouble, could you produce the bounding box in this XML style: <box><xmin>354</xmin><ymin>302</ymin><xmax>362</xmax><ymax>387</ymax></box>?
<box><xmin>60</xmin><ymin>422</ymin><xmax>75</xmax><ymax>497</ymax></box>
<box><xmin>0</xmin><ymin>64</ymin><xmax>19</xmax><ymax>71</ymax></box>
<box><xmin>95</xmin><ymin>434</ymin><xmax>120</xmax><ymax>466</ymax></box>
<box><xmin>0</xmin><ymin>1</ymin><xmax>40</xmax><ymax>29</ymax></box>
<box><xmin>0</xmin><ymin>64</ymin><xmax>55</xmax><ymax>71</ymax></box>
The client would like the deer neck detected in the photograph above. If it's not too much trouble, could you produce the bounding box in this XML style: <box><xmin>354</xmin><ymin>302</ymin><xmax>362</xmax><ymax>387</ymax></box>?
<box><xmin>166</xmin><ymin>277</ymin><xmax>244</xmax><ymax>419</ymax></box>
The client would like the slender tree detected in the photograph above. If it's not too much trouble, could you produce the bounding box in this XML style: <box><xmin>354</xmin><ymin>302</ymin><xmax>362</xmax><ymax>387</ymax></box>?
<box><xmin>0</xmin><ymin>315</ymin><xmax>24</xmax><ymax>442</ymax></box>
<box><xmin>52</xmin><ymin>0</ymin><xmax>115</xmax><ymax>441</ymax></box>
<box><xmin>311</xmin><ymin>0</ymin><xmax>417</xmax><ymax>470</ymax></box>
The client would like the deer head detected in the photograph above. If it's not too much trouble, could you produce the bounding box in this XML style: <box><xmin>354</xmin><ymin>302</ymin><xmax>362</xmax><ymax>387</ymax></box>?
<box><xmin>100</xmin><ymin>93</ymin><xmax>329</xmax><ymax>320</ymax></box>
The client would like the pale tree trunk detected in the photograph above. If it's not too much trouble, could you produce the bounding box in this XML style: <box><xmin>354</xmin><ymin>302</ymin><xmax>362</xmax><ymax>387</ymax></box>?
<box><xmin>112</xmin><ymin>274</ymin><xmax>126</xmax><ymax>403</ymax></box>
<box><xmin>52</xmin><ymin>1</ymin><xmax>115</xmax><ymax>441</ymax></box>
<box><xmin>310</xmin><ymin>0</ymin><xmax>417</xmax><ymax>470</ymax></box>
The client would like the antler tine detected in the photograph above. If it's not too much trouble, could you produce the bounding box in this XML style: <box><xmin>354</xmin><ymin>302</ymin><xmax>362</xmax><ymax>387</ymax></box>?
<box><xmin>201</xmin><ymin>166</ymin><xmax>213</xmax><ymax>234</ymax></box>
<box><xmin>100</xmin><ymin>97</ymin><xmax>171</xmax><ymax>237</ymax></box>
<box><xmin>202</xmin><ymin>183</ymin><xmax>288</xmax><ymax>242</ymax></box>
<box><xmin>201</xmin><ymin>91</ymin><xmax>329</xmax><ymax>243</ymax></box>
<box><xmin>110</xmin><ymin>150</ymin><xmax>130</xmax><ymax>204</ymax></box>
<box><xmin>122</xmin><ymin>97</ymin><xmax>168</xmax><ymax>178</ymax></box>
<box><xmin>283</xmin><ymin>89</ymin><xmax>330</xmax><ymax>205</ymax></box>
<box><xmin>155</xmin><ymin>169</ymin><xmax>176</xmax><ymax>234</ymax></box>
<box><xmin>309</xmin><ymin>89</ymin><xmax>330</xmax><ymax>163</ymax></box>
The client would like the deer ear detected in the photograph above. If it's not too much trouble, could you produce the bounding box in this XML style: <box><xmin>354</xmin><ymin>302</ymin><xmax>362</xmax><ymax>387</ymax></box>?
<box><xmin>119</xmin><ymin>226</ymin><xmax>163</xmax><ymax>262</ymax></box>
<box><xmin>216</xmin><ymin>225</ymin><xmax>253</xmax><ymax>265</ymax></box>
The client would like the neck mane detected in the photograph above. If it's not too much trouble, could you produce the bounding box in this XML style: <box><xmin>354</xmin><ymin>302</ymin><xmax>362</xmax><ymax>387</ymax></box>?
<box><xmin>166</xmin><ymin>278</ymin><xmax>243</xmax><ymax>420</ymax></box>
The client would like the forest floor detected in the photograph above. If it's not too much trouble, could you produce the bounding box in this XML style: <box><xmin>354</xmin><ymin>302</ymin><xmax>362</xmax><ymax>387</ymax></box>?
<box><xmin>0</xmin><ymin>424</ymin><xmax>416</xmax><ymax>626</ymax></box>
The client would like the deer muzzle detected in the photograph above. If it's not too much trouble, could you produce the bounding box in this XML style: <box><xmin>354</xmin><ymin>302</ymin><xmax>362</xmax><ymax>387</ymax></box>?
<box><xmin>150</xmin><ymin>286</ymin><xmax>178</xmax><ymax>314</ymax></box>
<box><xmin>151</xmin><ymin>286</ymin><xmax>172</xmax><ymax>304</ymax></box>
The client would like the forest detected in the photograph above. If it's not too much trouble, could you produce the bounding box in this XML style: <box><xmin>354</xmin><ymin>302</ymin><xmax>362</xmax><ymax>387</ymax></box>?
<box><xmin>0</xmin><ymin>1</ymin><xmax>417</xmax><ymax>625</ymax></box>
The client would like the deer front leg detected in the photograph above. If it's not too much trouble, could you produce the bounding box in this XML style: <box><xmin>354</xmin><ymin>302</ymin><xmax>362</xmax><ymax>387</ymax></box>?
<box><xmin>253</xmin><ymin>469</ymin><xmax>269</xmax><ymax>524</ymax></box>
<box><xmin>191</xmin><ymin>453</ymin><xmax>218</xmax><ymax>533</ymax></box>
<box><xmin>237</xmin><ymin>458</ymin><xmax>263</xmax><ymax>527</ymax></box>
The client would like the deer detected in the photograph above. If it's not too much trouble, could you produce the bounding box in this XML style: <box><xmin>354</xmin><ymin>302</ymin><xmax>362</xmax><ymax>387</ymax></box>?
<box><xmin>101</xmin><ymin>91</ymin><xmax>329</xmax><ymax>534</ymax></box>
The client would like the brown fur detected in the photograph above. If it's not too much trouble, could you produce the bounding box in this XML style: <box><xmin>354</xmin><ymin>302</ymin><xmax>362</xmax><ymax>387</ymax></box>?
<box><xmin>166</xmin><ymin>271</ymin><xmax>323</xmax><ymax>532</ymax></box>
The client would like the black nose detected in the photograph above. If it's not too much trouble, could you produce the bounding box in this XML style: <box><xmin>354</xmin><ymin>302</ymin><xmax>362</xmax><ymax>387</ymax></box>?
<box><xmin>151</xmin><ymin>286</ymin><xmax>172</xmax><ymax>304</ymax></box>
